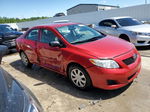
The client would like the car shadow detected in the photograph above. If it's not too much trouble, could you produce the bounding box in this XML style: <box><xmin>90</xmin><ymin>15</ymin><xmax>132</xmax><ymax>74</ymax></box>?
<box><xmin>136</xmin><ymin>46</ymin><xmax>150</xmax><ymax>58</ymax></box>
<box><xmin>136</xmin><ymin>46</ymin><xmax>150</xmax><ymax>51</ymax></box>
<box><xmin>10</xmin><ymin>60</ymin><xmax>131</xmax><ymax>101</ymax></box>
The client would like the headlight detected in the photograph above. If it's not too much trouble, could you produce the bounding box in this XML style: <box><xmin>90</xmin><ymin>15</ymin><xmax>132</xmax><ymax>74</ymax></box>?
<box><xmin>89</xmin><ymin>59</ymin><xmax>119</xmax><ymax>68</ymax></box>
<box><xmin>131</xmin><ymin>31</ymin><xmax>150</xmax><ymax>36</ymax></box>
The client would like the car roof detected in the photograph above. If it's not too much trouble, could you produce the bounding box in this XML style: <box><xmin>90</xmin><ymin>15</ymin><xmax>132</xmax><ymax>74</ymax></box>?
<box><xmin>34</xmin><ymin>22</ymin><xmax>78</xmax><ymax>29</ymax></box>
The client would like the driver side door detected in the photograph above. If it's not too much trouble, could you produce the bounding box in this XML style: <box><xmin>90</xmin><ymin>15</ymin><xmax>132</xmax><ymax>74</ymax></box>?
<box><xmin>37</xmin><ymin>28</ymin><xmax>63</xmax><ymax>72</ymax></box>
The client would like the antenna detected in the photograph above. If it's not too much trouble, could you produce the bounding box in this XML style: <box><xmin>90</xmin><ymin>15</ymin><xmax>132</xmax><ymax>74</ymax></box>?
<box><xmin>145</xmin><ymin>0</ymin><xmax>147</xmax><ymax>4</ymax></box>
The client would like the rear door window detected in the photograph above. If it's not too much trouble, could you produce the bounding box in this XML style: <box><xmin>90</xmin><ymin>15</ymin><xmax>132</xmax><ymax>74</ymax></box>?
<box><xmin>26</xmin><ymin>29</ymin><xmax>39</xmax><ymax>41</ymax></box>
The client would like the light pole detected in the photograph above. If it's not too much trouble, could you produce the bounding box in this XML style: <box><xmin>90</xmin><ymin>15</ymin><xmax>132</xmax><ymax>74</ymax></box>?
<box><xmin>145</xmin><ymin>0</ymin><xmax>147</xmax><ymax>4</ymax></box>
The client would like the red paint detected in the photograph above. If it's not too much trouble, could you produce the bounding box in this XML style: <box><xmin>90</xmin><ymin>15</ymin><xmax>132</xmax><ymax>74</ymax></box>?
<box><xmin>16</xmin><ymin>23</ymin><xmax>141</xmax><ymax>90</ymax></box>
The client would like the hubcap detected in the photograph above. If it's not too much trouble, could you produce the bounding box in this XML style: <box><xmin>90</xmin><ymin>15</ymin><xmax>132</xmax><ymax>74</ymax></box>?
<box><xmin>21</xmin><ymin>53</ymin><xmax>28</xmax><ymax>66</ymax></box>
<box><xmin>70</xmin><ymin>68</ymin><xmax>86</xmax><ymax>87</ymax></box>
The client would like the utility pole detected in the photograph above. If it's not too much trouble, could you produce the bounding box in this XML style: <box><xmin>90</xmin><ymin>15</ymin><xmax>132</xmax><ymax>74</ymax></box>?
<box><xmin>145</xmin><ymin>0</ymin><xmax>147</xmax><ymax>4</ymax></box>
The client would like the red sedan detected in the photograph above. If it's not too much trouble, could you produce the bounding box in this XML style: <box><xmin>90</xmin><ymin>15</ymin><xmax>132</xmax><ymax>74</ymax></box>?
<box><xmin>16</xmin><ymin>23</ymin><xmax>141</xmax><ymax>90</ymax></box>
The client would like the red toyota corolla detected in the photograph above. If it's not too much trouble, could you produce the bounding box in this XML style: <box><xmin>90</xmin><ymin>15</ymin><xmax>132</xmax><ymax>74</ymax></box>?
<box><xmin>16</xmin><ymin>23</ymin><xmax>141</xmax><ymax>90</ymax></box>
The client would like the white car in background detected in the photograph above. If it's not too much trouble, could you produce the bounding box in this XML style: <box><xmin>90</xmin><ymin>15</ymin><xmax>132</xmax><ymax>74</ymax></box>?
<box><xmin>95</xmin><ymin>17</ymin><xmax>150</xmax><ymax>46</ymax></box>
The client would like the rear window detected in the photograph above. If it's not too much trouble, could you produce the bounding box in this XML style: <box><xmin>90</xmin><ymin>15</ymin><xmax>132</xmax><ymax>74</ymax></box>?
<box><xmin>0</xmin><ymin>25</ymin><xmax>14</xmax><ymax>33</ymax></box>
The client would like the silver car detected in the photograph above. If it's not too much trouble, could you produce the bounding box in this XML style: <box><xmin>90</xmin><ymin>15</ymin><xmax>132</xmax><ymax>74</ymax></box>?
<box><xmin>95</xmin><ymin>17</ymin><xmax>150</xmax><ymax>46</ymax></box>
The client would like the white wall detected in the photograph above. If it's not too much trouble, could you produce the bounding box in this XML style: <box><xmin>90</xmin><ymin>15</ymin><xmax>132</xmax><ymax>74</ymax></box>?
<box><xmin>16</xmin><ymin>4</ymin><xmax>150</xmax><ymax>30</ymax></box>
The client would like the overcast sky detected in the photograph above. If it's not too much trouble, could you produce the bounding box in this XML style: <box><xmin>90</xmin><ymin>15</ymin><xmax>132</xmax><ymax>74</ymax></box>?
<box><xmin>0</xmin><ymin>0</ymin><xmax>149</xmax><ymax>18</ymax></box>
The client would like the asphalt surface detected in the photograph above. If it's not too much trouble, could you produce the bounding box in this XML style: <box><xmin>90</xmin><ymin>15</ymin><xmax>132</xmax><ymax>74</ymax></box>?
<box><xmin>1</xmin><ymin>46</ymin><xmax>150</xmax><ymax>112</ymax></box>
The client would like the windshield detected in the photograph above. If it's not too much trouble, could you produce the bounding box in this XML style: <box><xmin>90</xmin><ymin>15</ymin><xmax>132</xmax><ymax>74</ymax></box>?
<box><xmin>116</xmin><ymin>18</ymin><xmax>142</xmax><ymax>27</ymax></box>
<box><xmin>0</xmin><ymin>25</ymin><xmax>14</xmax><ymax>33</ymax></box>
<box><xmin>56</xmin><ymin>24</ymin><xmax>104</xmax><ymax>44</ymax></box>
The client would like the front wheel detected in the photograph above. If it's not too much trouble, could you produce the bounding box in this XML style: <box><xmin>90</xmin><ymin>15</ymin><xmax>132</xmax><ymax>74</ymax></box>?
<box><xmin>20</xmin><ymin>52</ymin><xmax>32</xmax><ymax>68</ymax></box>
<box><xmin>119</xmin><ymin>35</ymin><xmax>130</xmax><ymax>42</ymax></box>
<box><xmin>68</xmin><ymin>65</ymin><xmax>92</xmax><ymax>90</ymax></box>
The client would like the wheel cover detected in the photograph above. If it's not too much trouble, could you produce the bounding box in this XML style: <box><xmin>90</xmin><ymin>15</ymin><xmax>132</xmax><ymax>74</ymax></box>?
<box><xmin>21</xmin><ymin>53</ymin><xmax>28</xmax><ymax>66</ymax></box>
<box><xmin>70</xmin><ymin>68</ymin><xmax>86</xmax><ymax>87</ymax></box>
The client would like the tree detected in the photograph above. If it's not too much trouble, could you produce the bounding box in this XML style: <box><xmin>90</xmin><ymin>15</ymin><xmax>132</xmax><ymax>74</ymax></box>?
<box><xmin>0</xmin><ymin>16</ymin><xmax>49</xmax><ymax>23</ymax></box>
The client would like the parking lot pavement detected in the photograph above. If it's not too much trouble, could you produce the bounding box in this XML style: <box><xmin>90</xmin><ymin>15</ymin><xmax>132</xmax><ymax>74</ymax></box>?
<box><xmin>1</xmin><ymin>47</ymin><xmax>150</xmax><ymax>112</ymax></box>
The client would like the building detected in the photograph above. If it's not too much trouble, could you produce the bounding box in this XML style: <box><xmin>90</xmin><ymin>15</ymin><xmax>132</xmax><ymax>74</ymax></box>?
<box><xmin>67</xmin><ymin>4</ymin><xmax>119</xmax><ymax>15</ymax></box>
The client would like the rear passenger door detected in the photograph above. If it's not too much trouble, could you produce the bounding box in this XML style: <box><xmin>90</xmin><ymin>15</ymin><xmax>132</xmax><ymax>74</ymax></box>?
<box><xmin>23</xmin><ymin>29</ymin><xmax>39</xmax><ymax>63</ymax></box>
<box><xmin>37</xmin><ymin>29</ymin><xmax>63</xmax><ymax>72</ymax></box>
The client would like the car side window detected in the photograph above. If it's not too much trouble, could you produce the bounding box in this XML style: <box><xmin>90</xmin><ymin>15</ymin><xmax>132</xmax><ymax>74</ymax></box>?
<box><xmin>100</xmin><ymin>20</ymin><xmax>117</xmax><ymax>27</ymax></box>
<box><xmin>40</xmin><ymin>29</ymin><xmax>58</xmax><ymax>44</ymax></box>
<box><xmin>99</xmin><ymin>20</ymin><xmax>105</xmax><ymax>26</ymax></box>
<box><xmin>26</xmin><ymin>29</ymin><xmax>39</xmax><ymax>41</ymax></box>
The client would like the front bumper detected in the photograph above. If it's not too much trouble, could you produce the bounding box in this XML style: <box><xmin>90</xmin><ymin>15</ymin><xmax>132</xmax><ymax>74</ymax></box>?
<box><xmin>86</xmin><ymin>49</ymin><xmax>141</xmax><ymax>90</ymax></box>
<box><xmin>134</xmin><ymin>35</ymin><xmax>150</xmax><ymax>46</ymax></box>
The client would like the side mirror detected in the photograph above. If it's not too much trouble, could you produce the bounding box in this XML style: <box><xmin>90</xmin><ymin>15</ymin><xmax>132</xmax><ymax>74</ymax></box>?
<box><xmin>141</xmin><ymin>21</ymin><xmax>146</xmax><ymax>24</ymax></box>
<box><xmin>49</xmin><ymin>41</ymin><xmax>63</xmax><ymax>47</ymax></box>
<box><xmin>0</xmin><ymin>45</ymin><xmax>8</xmax><ymax>64</ymax></box>
<box><xmin>111</xmin><ymin>25</ymin><xmax>117</xmax><ymax>28</ymax></box>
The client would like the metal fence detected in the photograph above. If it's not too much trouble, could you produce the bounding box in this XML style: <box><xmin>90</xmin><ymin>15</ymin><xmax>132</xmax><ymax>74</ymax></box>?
<box><xmin>8</xmin><ymin>4</ymin><xmax>150</xmax><ymax>30</ymax></box>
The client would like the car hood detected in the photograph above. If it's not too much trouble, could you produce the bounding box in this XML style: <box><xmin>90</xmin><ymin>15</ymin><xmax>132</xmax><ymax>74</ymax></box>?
<box><xmin>122</xmin><ymin>24</ymin><xmax>150</xmax><ymax>33</ymax></box>
<box><xmin>74</xmin><ymin>36</ymin><xmax>133</xmax><ymax>58</ymax></box>
<box><xmin>0</xmin><ymin>67</ymin><xmax>25</xmax><ymax>112</ymax></box>
<box><xmin>7</xmin><ymin>30</ymin><xmax>23</xmax><ymax>35</ymax></box>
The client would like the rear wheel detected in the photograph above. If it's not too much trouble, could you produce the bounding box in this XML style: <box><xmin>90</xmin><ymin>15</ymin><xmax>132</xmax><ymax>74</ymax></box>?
<box><xmin>20</xmin><ymin>52</ymin><xmax>32</xmax><ymax>68</ymax></box>
<box><xmin>68</xmin><ymin>65</ymin><xmax>92</xmax><ymax>90</ymax></box>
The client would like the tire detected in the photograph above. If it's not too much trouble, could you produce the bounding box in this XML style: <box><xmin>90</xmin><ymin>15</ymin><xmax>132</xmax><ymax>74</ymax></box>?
<box><xmin>68</xmin><ymin>65</ymin><xmax>92</xmax><ymax>90</ymax></box>
<box><xmin>20</xmin><ymin>52</ymin><xmax>32</xmax><ymax>68</ymax></box>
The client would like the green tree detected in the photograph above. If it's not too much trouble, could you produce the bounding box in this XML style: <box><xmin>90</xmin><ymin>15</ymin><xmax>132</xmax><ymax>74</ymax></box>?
<box><xmin>0</xmin><ymin>16</ymin><xmax>49</xmax><ymax>23</ymax></box>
